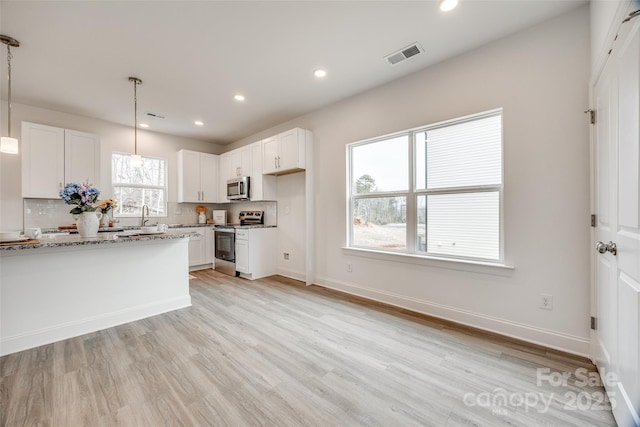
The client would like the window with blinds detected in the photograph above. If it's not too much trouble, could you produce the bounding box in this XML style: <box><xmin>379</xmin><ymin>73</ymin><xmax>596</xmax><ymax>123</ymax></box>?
<box><xmin>348</xmin><ymin>109</ymin><xmax>503</xmax><ymax>262</ymax></box>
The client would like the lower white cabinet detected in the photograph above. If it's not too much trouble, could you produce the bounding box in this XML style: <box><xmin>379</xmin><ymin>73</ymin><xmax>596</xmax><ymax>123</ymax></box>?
<box><xmin>235</xmin><ymin>228</ymin><xmax>277</xmax><ymax>280</ymax></box>
<box><xmin>174</xmin><ymin>227</ymin><xmax>213</xmax><ymax>270</ymax></box>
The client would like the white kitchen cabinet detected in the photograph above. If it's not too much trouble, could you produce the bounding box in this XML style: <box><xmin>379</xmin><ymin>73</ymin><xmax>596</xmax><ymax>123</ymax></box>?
<box><xmin>235</xmin><ymin>234</ymin><xmax>250</xmax><ymax>273</ymax></box>
<box><xmin>219</xmin><ymin>146</ymin><xmax>252</xmax><ymax>202</ymax></box>
<box><xmin>218</xmin><ymin>152</ymin><xmax>232</xmax><ymax>202</ymax></box>
<box><xmin>227</xmin><ymin>146</ymin><xmax>251</xmax><ymax>178</ymax></box>
<box><xmin>21</xmin><ymin>122</ymin><xmax>100</xmax><ymax>198</ymax></box>
<box><xmin>174</xmin><ymin>227</ymin><xmax>212</xmax><ymax>270</ymax></box>
<box><xmin>177</xmin><ymin>150</ymin><xmax>219</xmax><ymax>203</ymax></box>
<box><xmin>262</xmin><ymin>128</ymin><xmax>311</xmax><ymax>175</ymax></box>
<box><xmin>250</xmin><ymin>141</ymin><xmax>276</xmax><ymax>201</ymax></box>
<box><xmin>219</xmin><ymin>143</ymin><xmax>276</xmax><ymax>201</ymax></box>
<box><xmin>234</xmin><ymin>227</ymin><xmax>277</xmax><ymax>280</ymax></box>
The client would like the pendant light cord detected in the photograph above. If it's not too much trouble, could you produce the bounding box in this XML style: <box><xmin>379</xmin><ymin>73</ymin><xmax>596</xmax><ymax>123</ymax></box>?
<box><xmin>6</xmin><ymin>45</ymin><xmax>12</xmax><ymax>137</ymax></box>
<box><xmin>129</xmin><ymin>77</ymin><xmax>142</xmax><ymax>156</ymax></box>
<box><xmin>133</xmin><ymin>78</ymin><xmax>138</xmax><ymax>155</ymax></box>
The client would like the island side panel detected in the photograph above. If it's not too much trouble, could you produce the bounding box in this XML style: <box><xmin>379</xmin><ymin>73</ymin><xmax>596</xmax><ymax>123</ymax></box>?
<box><xmin>0</xmin><ymin>238</ymin><xmax>191</xmax><ymax>356</ymax></box>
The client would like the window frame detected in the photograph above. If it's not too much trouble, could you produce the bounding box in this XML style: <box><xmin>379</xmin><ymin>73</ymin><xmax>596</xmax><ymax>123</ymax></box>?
<box><xmin>111</xmin><ymin>152</ymin><xmax>169</xmax><ymax>218</ymax></box>
<box><xmin>347</xmin><ymin>108</ymin><xmax>504</xmax><ymax>264</ymax></box>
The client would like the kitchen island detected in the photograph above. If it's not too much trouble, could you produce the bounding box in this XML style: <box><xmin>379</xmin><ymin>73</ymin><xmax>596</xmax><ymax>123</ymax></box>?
<box><xmin>0</xmin><ymin>230</ymin><xmax>194</xmax><ymax>356</ymax></box>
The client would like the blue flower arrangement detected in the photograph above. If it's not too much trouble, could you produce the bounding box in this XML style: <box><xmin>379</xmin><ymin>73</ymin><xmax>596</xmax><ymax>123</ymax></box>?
<box><xmin>60</xmin><ymin>182</ymin><xmax>101</xmax><ymax>214</ymax></box>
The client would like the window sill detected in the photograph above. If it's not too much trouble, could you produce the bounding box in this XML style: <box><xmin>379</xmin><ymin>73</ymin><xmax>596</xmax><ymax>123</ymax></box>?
<box><xmin>341</xmin><ymin>247</ymin><xmax>514</xmax><ymax>276</ymax></box>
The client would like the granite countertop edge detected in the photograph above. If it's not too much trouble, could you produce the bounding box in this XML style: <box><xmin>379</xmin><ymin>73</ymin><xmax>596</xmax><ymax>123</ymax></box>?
<box><xmin>0</xmin><ymin>231</ymin><xmax>195</xmax><ymax>252</ymax></box>
<box><xmin>40</xmin><ymin>223</ymin><xmax>278</xmax><ymax>234</ymax></box>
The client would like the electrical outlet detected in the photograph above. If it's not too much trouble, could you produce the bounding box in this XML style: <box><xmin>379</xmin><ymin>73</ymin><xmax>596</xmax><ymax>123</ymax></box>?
<box><xmin>540</xmin><ymin>294</ymin><xmax>553</xmax><ymax>310</ymax></box>
<box><xmin>283</xmin><ymin>252</ymin><xmax>290</xmax><ymax>260</ymax></box>
<box><xmin>347</xmin><ymin>262</ymin><xmax>353</xmax><ymax>272</ymax></box>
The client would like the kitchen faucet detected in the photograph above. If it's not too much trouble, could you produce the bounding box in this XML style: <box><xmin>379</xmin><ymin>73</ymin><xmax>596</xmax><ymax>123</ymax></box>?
<box><xmin>141</xmin><ymin>205</ymin><xmax>149</xmax><ymax>227</ymax></box>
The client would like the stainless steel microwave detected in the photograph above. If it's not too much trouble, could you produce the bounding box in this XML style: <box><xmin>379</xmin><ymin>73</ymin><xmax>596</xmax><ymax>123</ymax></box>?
<box><xmin>227</xmin><ymin>176</ymin><xmax>250</xmax><ymax>200</ymax></box>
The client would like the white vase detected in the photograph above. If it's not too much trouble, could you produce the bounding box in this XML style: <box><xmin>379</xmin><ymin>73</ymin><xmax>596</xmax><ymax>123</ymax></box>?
<box><xmin>75</xmin><ymin>211</ymin><xmax>102</xmax><ymax>238</ymax></box>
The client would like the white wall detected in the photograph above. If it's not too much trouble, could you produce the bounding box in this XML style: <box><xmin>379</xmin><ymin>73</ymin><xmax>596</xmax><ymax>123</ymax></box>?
<box><xmin>276</xmin><ymin>172</ymin><xmax>307</xmax><ymax>280</ymax></box>
<box><xmin>0</xmin><ymin>102</ymin><xmax>224</xmax><ymax>230</ymax></box>
<box><xmin>231</xmin><ymin>7</ymin><xmax>592</xmax><ymax>355</ymax></box>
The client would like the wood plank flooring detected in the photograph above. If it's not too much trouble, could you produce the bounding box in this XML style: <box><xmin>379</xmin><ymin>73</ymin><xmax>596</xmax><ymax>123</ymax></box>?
<box><xmin>1</xmin><ymin>271</ymin><xmax>617</xmax><ymax>426</ymax></box>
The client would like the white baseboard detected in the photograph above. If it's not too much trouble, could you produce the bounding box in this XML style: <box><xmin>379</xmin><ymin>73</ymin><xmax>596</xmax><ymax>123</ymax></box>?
<box><xmin>315</xmin><ymin>275</ymin><xmax>590</xmax><ymax>357</ymax></box>
<box><xmin>0</xmin><ymin>296</ymin><xmax>192</xmax><ymax>356</ymax></box>
<box><xmin>277</xmin><ymin>267</ymin><xmax>306</xmax><ymax>282</ymax></box>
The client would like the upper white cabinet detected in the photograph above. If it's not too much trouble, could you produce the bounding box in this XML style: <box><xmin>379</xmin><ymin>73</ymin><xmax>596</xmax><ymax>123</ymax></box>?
<box><xmin>218</xmin><ymin>148</ymin><xmax>250</xmax><ymax>202</ymax></box>
<box><xmin>227</xmin><ymin>146</ymin><xmax>251</xmax><ymax>178</ymax></box>
<box><xmin>22</xmin><ymin>122</ymin><xmax>100</xmax><ymax>198</ymax></box>
<box><xmin>177</xmin><ymin>150</ymin><xmax>219</xmax><ymax>203</ymax></box>
<box><xmin>262</xmin><ymin>128</ymin><xmax>310</xmax><ymax>175</ymax></box>
<box><xmin>219</xmin><ymin>142</ymin><xmax>276</xmax><ymax>202</ymax></box>
<box><xmin>250</xmin><ymin>141</ymin><xmax>276</xmax><ymax>201</ymax></box>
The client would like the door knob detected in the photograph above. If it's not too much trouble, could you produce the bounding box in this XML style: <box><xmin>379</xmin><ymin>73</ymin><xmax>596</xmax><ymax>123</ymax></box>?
<box><xmin>595</xmin><ymin>241</ymin><xmax>617</xmax><ymax>256</ymax></box>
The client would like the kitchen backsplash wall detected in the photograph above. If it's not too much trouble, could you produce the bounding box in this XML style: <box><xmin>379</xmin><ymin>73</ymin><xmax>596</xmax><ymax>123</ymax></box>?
<box><xmin>23</xmin><ymin>199</ymin><xmax>277</xmax><ymax>229</ymax></box>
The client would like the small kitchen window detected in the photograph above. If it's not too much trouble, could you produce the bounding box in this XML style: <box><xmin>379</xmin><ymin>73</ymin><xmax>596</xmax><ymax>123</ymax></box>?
<box><xmin>111</xmin><ymin>152</ymin><xmax>168</xmax><ymax>217</ymax></box>
<box><xmin>347</xmin><ymin>109</ymin><xmax>503</xmax><ymax>263</ymax></box>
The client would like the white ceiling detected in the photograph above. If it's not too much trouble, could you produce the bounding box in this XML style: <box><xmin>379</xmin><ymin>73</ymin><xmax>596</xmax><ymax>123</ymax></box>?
<box><xmin>1</xmin><ymin>0</ymin><xmax>586</xmax><ymax>145</ymax></box>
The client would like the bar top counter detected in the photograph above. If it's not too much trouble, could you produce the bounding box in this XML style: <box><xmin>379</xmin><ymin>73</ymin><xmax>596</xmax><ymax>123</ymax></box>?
<box><xmin>0</xmin><ymin>229</ymin><xmax>195</xmax><ymax>253</ymax></box>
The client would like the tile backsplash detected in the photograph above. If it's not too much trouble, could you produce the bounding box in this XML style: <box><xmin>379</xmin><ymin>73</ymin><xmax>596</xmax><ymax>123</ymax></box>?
<box><xmin>23</xmin><ymin>199</ymin><xmax>277</xmax><ymax>229</ymax></box>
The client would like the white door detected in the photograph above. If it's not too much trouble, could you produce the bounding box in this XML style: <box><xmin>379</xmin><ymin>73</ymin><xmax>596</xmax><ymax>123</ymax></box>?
<box><xmin>593</xmin><ymin>12</ymin><xmax>640</xmax><ymax>427</ymax></box>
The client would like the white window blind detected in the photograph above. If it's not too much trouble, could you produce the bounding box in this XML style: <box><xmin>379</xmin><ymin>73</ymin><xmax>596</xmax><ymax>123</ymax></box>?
<box><xmin>348</xmin><ymin>109</ymin><xmax>503</xmax><ymax>263</ymax></box>
<box><xmin>425</xmin><ymin>114</ymin><xmax>502</xmax><ymax>189</ymax></box>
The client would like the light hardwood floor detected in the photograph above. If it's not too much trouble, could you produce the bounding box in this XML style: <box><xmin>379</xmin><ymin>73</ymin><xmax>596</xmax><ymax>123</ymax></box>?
<box><xmin>1</xmin><ymin>271</ymin><xmax>617</xmax><ymax>426</ymax></box>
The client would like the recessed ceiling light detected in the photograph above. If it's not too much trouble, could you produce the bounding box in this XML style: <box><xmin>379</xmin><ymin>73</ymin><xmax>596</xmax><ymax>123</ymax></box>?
<box><xmin>314</xmin><ymin>69</ymin><xmax>327</xmax><ymax>78</ymax></box>
<box><xmin>234</xmin><ymin>94</ymin><xmax>245</xmax><ymax>101</ymax></box>
<box><xmin>139</xmin><ymin>123</ymin><xmax>149</xmax><ymax>128</ymax></box>
<box><xmin>194</xmin><ymin>121</ymin><xmax>204</xmax><ymax>126</ymax></box>
<box><xmin>440</xmin><ymin>0</ymin><xmax>458</xmax><ymax>12</ymax></box>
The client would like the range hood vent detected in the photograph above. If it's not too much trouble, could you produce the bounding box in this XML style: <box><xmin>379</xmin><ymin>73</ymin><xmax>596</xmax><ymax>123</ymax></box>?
<box><xmin>385</xmin><ymin>42</ymin><xmax>424</xmax><ymax>65</ymax></box>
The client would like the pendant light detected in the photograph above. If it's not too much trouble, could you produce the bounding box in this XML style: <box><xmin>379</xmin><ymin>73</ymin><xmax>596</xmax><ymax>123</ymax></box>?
<box><xmin>440</xmin><ymin>0</ymin><xmax>458</xmax><ymax>12</ymax></box>
<box><xmin>129</xmin><ymin>76</ymin><xmax>142</xmax><ymax>167</ymax></box>
<box><xmin>1</xmin><ymin>35</ymin><xmax>20</xmax><ymax>155</ymax></box>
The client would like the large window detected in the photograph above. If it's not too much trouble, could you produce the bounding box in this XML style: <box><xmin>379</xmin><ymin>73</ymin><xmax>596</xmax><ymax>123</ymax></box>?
<box><xmin>348</xmin><ymin>109</ymin><xmax>503</xmax><ymax>262</ymax></box>
<box><xmin>112</xmin><ymin>153</ymin><xmax>167</xmax><ymax>217</ymax></box>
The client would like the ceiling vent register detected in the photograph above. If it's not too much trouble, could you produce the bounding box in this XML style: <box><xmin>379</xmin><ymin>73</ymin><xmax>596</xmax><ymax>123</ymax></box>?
<box><xmin>385</xmin><ymin>42</ymin><xmax>424</xmax><ymax>65</ymax></box>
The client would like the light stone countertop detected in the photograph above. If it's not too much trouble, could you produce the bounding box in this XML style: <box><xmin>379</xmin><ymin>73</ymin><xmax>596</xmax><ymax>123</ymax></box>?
<box><xmin>0</xmin><ymin>230</ymin><xmax>196</xmax><ymax>252</ymax></box>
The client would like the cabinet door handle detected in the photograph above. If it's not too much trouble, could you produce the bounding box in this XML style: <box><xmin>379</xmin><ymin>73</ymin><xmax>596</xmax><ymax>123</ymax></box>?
<box><xmin>202</xmin><ymin>191</ymin><xmax>205</xmax><ymax>201</ymax></box>
<box><xmin>274</xmin><ymin>157</ymin><xmax>278</xmax><ymax>169</ymax></box>
<box><xmin>59</xmin><ymin>182</ymin><xmax>63</xmax><ymax>189</ymax></box>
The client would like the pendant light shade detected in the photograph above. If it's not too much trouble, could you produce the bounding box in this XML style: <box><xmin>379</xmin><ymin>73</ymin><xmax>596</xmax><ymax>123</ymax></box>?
<box><xmin>130</xmin><ymin>154</ymin><xmax>142</xmax><ymax>168</ymax></box>
<box><xmin>1</xmin><ymin>35</ymin><xmax>20</xmax><ymax>155</ymax></box>
<box><xmin>1</xmin><ymin>136</ymin><xmax>19</xmax><ymax>154</ymax></box>
<box><xmin>129</xmin><ymin>76</ymin><xmax>142</xmax><ymax>167</ymax></box>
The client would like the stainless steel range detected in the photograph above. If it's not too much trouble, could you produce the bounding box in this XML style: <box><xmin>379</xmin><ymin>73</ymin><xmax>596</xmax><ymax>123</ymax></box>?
<box><xmin>238</xmin><ymin>210</ymin><xmax>264</xmax><ymax>226</ymax></box>
<box><xmin>213</xmin><ymin>210</ymin><xmax>264</xmax><ymax>276</ymax></box>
